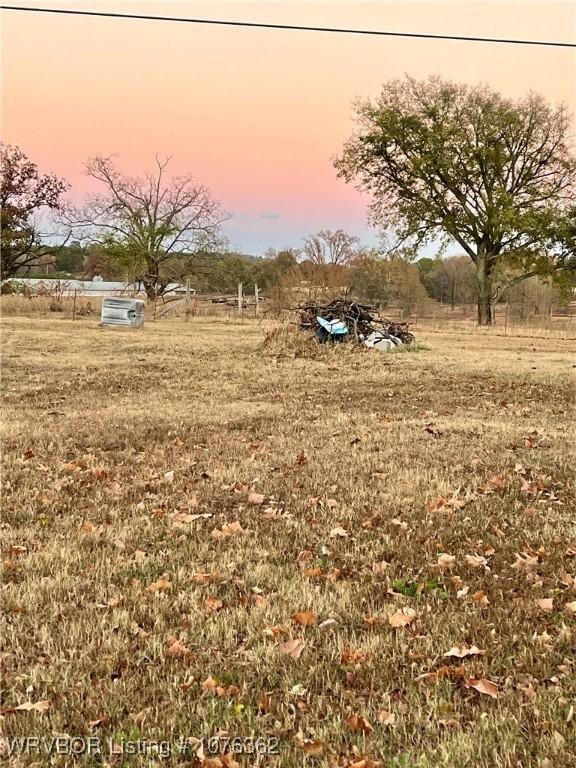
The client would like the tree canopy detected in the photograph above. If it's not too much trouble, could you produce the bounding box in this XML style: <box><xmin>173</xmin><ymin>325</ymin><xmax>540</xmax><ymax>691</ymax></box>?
<box><xmin>0</xmin><ymin>143</ymin><xmax>68</xmax><ymax>278</ymax></box>
<box><xmin>66</xmin><ymin>156</ymin><xmax>228</xmax><ymax>299</ymax></box>
<box><xmin>335</xmin><ymin>77</ymin><xmax>576</xmax><ymax>324</ymax></box>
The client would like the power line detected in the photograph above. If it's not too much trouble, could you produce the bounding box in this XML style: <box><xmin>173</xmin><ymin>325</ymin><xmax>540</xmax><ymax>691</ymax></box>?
<box><xmin>1</xmin><ymin>5</ymin><xmax>575</xmax><ymax>48</ymax></box>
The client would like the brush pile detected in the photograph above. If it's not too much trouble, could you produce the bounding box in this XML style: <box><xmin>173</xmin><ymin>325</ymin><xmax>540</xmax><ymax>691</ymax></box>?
<box><xmin>297</xmin><ymin>298</ymin><xmax>415</xmax><ymax>346</ymax></box>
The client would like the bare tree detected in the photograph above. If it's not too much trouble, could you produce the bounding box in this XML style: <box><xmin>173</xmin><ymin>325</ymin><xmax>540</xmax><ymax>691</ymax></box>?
<box><xmin>303</xmin><ymin>229</ymin><xmax>360</xmax><ymax>266</ymax></box>
<box><xmin>66</xmin><ymin>156</ymin><xmax>228</xmax><ymax>299</ymax></box>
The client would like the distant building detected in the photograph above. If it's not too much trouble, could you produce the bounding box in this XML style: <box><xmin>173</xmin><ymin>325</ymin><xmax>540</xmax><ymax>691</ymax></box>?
<box><xmin>2</xmin><ymin>277</ymin><xmax>192</xmax><ymax>298</ymax></box>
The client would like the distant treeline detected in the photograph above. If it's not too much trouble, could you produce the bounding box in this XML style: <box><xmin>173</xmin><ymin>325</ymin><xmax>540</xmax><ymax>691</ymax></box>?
<box><xmin>26</xmin><ymin>241</ymin><xmax>572</xmax><ymax>315</ymax></box>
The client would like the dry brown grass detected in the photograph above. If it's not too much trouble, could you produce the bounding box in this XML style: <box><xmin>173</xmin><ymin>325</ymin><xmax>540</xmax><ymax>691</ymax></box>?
<box><xmin>1</xmin><ymin>316</ymin><xmax>575</xmax><ymax>768</ymax></box>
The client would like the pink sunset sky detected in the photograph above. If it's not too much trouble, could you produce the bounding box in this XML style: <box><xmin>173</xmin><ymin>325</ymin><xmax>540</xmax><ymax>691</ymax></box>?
<box><xmin>2</xmin><ymin>0</ymin><xmax>575</xmax><ymax>254</ymax></box>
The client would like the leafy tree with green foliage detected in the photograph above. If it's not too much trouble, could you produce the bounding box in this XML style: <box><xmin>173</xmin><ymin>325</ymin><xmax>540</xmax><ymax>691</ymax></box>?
<box><xmin>0</xmin><ymin>143</ymin><xmax>68</xmax><ymax>279</ymax></box>
<box><xmin>336</xmin><ymin>77</ymin><xmax>576</xmax><ymax>324</ymax></box>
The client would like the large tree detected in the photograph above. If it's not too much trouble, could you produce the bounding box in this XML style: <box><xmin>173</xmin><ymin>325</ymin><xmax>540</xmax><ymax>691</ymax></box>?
<box><xmin>335</xmin><ymin>77</ymin><xmax>576</xmax><ymax>324</ymax></box>
<box><xmin>68</xmin><ymin>156</ymin><xmax>227</xmax><ymax>299</ymax></box>
<box><xmin>0</xmin><ymin>143</ymin><xmax>68</xmax><ymax>279</ymax></box>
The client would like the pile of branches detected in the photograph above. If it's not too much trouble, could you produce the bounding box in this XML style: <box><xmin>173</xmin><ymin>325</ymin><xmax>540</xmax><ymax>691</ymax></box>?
<box><xmin>297</xmin><ymin>298</ymin><xmax>415</xmax><ymax>344</ymax></box>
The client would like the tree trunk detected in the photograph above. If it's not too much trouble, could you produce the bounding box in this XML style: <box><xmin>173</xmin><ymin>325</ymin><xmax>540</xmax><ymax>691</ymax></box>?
<box><xmin>476</xmin><ymin>251</ymin><xmax>494</xmax><ymax>326</ymax></box>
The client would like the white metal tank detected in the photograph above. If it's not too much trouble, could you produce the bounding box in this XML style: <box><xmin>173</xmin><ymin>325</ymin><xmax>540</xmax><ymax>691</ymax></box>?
<box><xmin>100</xmin><ymin>297</ymin><xmax>145</xmax><ymax>328</ymax></box>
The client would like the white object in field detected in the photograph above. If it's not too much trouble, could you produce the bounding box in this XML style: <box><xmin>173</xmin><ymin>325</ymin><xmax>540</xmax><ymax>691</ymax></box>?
<box><xmin>100</xmin><ymin>297</ymin><xmax>145</xmax><ymax>328</ymax></box>
<box><xmin>363</xmin><ymin>331</ymin><xmax>401</xmax><ymax>352</ymax></box>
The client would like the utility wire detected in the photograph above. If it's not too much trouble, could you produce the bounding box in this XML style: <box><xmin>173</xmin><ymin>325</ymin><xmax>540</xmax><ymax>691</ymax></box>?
<box><xmin>1</xmin><ymin>4</ymin><xmax>575</xmax><ymax>48</ymax></box>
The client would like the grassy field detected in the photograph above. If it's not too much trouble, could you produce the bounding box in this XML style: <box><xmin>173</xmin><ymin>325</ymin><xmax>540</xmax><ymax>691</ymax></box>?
<box><xmin>1</xmin><ymin>316</ymin><xmax>575</xmax><ymax>768</ymax></box>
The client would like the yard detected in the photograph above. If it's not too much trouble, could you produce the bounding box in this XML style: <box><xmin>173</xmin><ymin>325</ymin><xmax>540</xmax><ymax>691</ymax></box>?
<box><xmin>1</xmin><ymin>316</ymin><xmax>575</xmax><ymax>767</ymax></box>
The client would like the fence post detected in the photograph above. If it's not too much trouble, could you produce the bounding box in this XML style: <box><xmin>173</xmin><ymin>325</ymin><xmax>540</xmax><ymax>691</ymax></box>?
<box><xmin>504</xmin><ymin>303</ymin><xmax>508</xmax><ymax>335</ymax></box>
<box><xmin>185</xmin><ymin>278</ymin><xmax>191</xmax><ymax>321</ymax></box>
<box><xmin>254</xmin><ymin>283</ymin><xmax>259</xmax><ymax>317</ymax></box>
<box><xmin>72</xmin><ymin>289</ymin><xmax>77</xmax><ymax>321</ymax></box>
<box><xmin>237</xmin><ymin>282</ymin><xmax>243</xmax><ymax>318</ymax></box>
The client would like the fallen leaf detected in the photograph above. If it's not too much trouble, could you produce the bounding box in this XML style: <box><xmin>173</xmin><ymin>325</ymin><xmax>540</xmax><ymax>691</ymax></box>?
<box><xmin>292</xmin><ymin>611</ymin><xmax>317</xmax><ymax>627</ymax></box>
<box><xmin>465</xmin><ymin>677</ymin><xmax>499</xmax><ymax>699</ymax></box>
<box><xmin>345</xmin><ymin>713</ymin><xmax>374</xmax><ymax>733</ymax></box>
<box><xmin>146</xmin><ymin>577</ymin><xmax>172</xmax><ymax>593</ymax></box>
<box><xmin>88</xmin><ymin>715</ymin><xmax>110</xmax><ymax>728</ymax></box>
<box><xmin>192</xmin><ymin>571</ymin><xmax>219</xmax><ymax>585</ymax></box>
<box><xmin>301</xmin><ymin>739</ymin><xmax>324</xmax><ymax>755</ymax></box>
<box><xmin>279</xmin><ymin>639</ymin><xmax>305</xmax><ymax>659</ymax></box>
<box><xmin>6</xmin><ymin>545</ymin><xmax>27</xmax><ymax>557</ymax></box>
<box><xmin>201</xmin><ymin>675</ymin><xmax>218</xmax><ymax>692</ymax></box>
<box><xmin>263</xmin><ymin>624</ymin><xmax>290</xmax><ymax>637</ymax></box>
<box><xmin>473</xmin><ymin>590</ymin><xmax>490</xmax><ymax>607</ymax></box>
<box><xmin>166</xmin><ymin>637</ymin><xmax>192</xmax><ymax>658</ymax></box>
<box><xmin>437</xmin><ymin>553</ymin><xmax>456</xmax><ymax>569</ymax></box>
<box><xmin>330</xmin><ymin>526</ymin><xmax>348</xmax><ymax>538</ymax></box>
<box><xmin>378</xmin><ymin>710</ymin><xmax>396</xmax><ymax>726</ymax></box>
<box><xmin>341</xmin><ymin>647</ymin><xmax>368</xmax><ymax>664</ymax></box>
<box><xmin>444</xmin><ymin>645</ymin><xmax>485</xmax><ymax>659</ymax></box>
<box><xmin>247</xmin><ymin>491</ymin><xmax>265</xmax><ymax>506</ymax></box>
<box><xmin>14</xmin><ymin>700</ymin><xmax>51</xmax><ymax>713</ymax></box>
<box><xmin>202</xmin><ymin>596</ymin><xmax>224</xmax><ymax>613</ymax></box>
<box><xmin>387</xmin><ymin>610</ymin><xmax>416</xmax><ymax>628</ymax></box>
<box><xmin>81</xmin><ymin>520</ymin><xmax>100</xmax><ymax>535</ymax></box>
<box><xmin>465</xmin><ymin>554</ymin><xmax>488</xmax><ymax>568</ymax></box>
<box><xmin>211</xmin><ymin>521</ymin><xmax>246</xmax><ymax>539</ymax></box>
<box><xmin>512</xmin><ymin>552</ymin><xmax>539</xmax><ymax>570</ymax></box>
<box><xmin>164</xmin><ymin>470</ymin><xmax>175</xmax><ymax>482</ymax></box>
<box><xmin>536</xmin><ymin>598</ymin><xmax>554</xmax><ymax>613</ymax></box>
<box><xmin>563</xmin><ymin>601</ymin><xmax>576</xmax><ymax>614</ymax></box>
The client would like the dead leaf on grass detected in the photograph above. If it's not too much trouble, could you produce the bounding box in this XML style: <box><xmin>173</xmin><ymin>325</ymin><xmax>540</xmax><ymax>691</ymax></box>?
<box><xmin>6</xmin><ymin>545</ymin><xmax>27</xmax><ymax>557</ymax></box>
<box><xmin>202</xmin><ymin>597</ymin><xmax>224</xmax><ymax>613</ymax></box>
<box><xmin>146</xmin><ymin>577</ymin><xmax>172</xmax><ymax>593</ymax></box>
<box><xmin>378</xmin><ymin>710</ymin><xmax>396</xmax><ymax>726</ymax></box>
<box><xmin>10</xmin><ymin>700</ymin><xmax>51</xmax><ymax>714</ymax></box>
<box><xmin>437</xmin><ymin>553</ymin><xmax>456</xmax><ymax>569</ymax></box>
<box><xmin>192</xmin><ymin>571</ymin><xmax>219</xmax><ymax>585</ymax></box>
<box><xmin>465</xmin><ymin>677</ymin><xmax>500</xmax><ymax>699</ymax></box>
<box><xmin>465</xmin><ymin>554</ymin><xmax>488</xmax><ymax>568</ymax></box>
<box><xmin>211</xmin><ymin>521</ymin><xmax>246</xmax><ymax>539</ymax></box>
<box><xmin>166</xmin><ymin>637</ymin><xmax>192</xmax><ymax>658</ymax></box>
<box><xmin>536</xmin><ymin>598</ymin><xmax>554</xmax><ymax>612</ymax></box>
<box><xmin>444</xmin><ymin>645</ymin><xmax>485</xmax><ymax>659</ymax></box>
<box><xmin>279</xmin><ymin>639</ymin><xmax>305</xmax><ymax>659</ymax></box>
<box><xmin>473</xmin><ymin>590</ymin><xmax>490</xmax><ymax>607</ymax></box>
<box><xmin>387</xmin><ymin>610</ymin><xmax>416</xmax><ymax>628</ymax></box>
<box><xmin>513</xmin><ymin>552</ymin><xmax>540</xmax><ymax>570</ymax></box>
<box><xmin>299</xmin><ymin>739</ymin><xmax>324</xmax><ymax>755</ymax></box>
<box><xmin>292</xmin><ymin>611</ymin><xmax>317</xmax><ymax>627</ymax></box>
<box><xmin>345</xmin><ymin>713</ymin><xmax>374</xmax><ymax>733</ymax></box>
<box><xmin>341</xmin><ymin>647</ymin><xmax>368</xmax><ymax>664</ymax></box>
